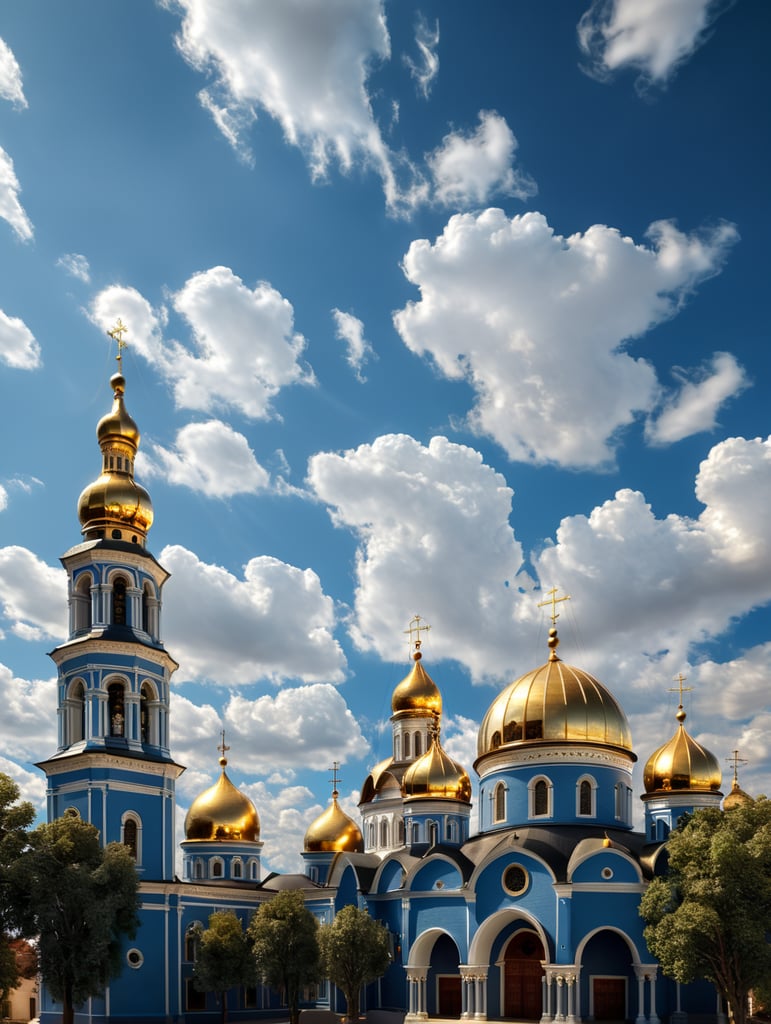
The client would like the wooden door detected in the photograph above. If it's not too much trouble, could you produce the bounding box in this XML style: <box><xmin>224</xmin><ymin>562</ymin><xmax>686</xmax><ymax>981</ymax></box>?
<box><xmin>503</xmin><ymin>932</ymin><xmax>544</xmax><ymax>1019</ymax></box>
<box><xmin>438</xmin><ymin>976</ymin><xmax>462</xmax><ymax>1018</ymax></box>
<box><xmin>593</xmin><ymin>977</ymin><xmax>626</xmax><ymax>1020</ymax></box>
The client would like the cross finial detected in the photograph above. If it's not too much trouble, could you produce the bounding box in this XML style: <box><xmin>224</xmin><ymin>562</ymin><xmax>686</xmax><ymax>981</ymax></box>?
<box><xmin>107</xmin><ymin>319</ymin><xmax>129</xmax><ymax>372</ymax></box>
<box><xmin>537</xmin><ymin>587</ymin><xmax>570</xmax><ymax>625</ymax></box>
<box><xmin>669</xmin><ymin>673</ymin><xmax>692</xmax><ymax>706</ymax></box>
<box><xmin>217</xmin><ymin>729</ymin><xmax>230</xmax><ymax>765</ymax></box>
<box><xmin>727</xmin><ymin>749</ymin><xmax>748</xmax><ymax>786</ymax></box>
<box><xmin>404</xmin><ymin>614</ymin><xmax>431</xmax><ymax>657</ymax></box>
<box><xmin>329</xmin><ymin>761</ymin><xmax>341</xmax><ymax>798</ymax></box>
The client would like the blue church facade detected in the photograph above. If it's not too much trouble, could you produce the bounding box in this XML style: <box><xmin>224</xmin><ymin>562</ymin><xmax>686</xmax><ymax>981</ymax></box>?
<box><xmin>36</xmin><ymin>360</ymin><xmax>738</xmax><ymax>1024</ymax></box>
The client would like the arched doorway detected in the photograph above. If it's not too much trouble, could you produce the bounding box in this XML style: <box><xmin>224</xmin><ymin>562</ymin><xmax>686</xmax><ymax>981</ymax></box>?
<box><xmin>503</xmin><ymin>931</ymin><xmax>544</xmax><ymax>1019</ymax></box>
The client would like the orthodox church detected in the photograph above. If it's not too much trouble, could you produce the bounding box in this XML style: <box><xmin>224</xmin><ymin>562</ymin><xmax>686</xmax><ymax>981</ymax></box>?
<box><xmin>35</xmin><ymin>351</ymin><xmax>749</xmax><ymax>1024</ymax></box>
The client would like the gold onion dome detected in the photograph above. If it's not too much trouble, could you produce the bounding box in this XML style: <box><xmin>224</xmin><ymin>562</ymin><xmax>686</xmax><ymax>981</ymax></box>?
<box><xmin>477</xmin><ymin>627</ymin><xmax>633</xmax><ymax>758</ymax></box>
<box><xmin>643</xmin><ymin>705</ymin><xmax>721</xmax><ymax>794</ymax></box>
<box><xmin>391</xmin><ymin>649</ymin><xmax>442</xmax><ymax>717</ymax></box>
<box><xmin>403</xmin><ymin>724</ymin><xmax>472</xmax><ymax>803</ymax></box>
<box><xmin>723</xmin><ymin>777</ymin><xmax>753</xmax><ymax>810</ymax></box>
<box><xmin>304</xmin><ymin>790</ymin><xmax>364</xmax><ymax>853</ymax></box>
<box><xmin>184</xmin><ymin>757</ymin><xmax>260</xmax><ymax>842</ymax></box>
<box><xmin>78</xmin><ymin>371</ymin><xmax>154</xmax><ymax>541</ymax></box>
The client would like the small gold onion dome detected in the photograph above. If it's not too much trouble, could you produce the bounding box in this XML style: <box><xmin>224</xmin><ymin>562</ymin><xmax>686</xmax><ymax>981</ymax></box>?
<box><xmin>723</xmin><ymin>777</ymin><xmax>753</xmax><ymax>810</ymax></box>
<box><xmin>643</xmin><ymin>706</ymin><xmax>722</xmax><ymax>794</ymax></box>
<box><xmin>477</xmin><ymin>628</ymin><xmax>633</xmax><ymax>758</ymax></box>
<box><xmin>391</xmin><ymin>649</ymin><xmax>442</xmax><ymax>717</ymax></box>
<box><xmin>184</xmin><ymin>757</ymin><xmax>260</xmax><ymax>842</ymax></box>
<box><xmin>77</xmin><ymin>372</ymin><xmax>154</xmax><ymax>539</ymax></box>
<box><xmin>304</xmin><ymin>790</ymin><xmax>364</xmax><ymax>853</ymax></box>
<box><xmin>402</xmin><ymin>725</ymin><xmax>472</xmax><ymax>803</ymax></box>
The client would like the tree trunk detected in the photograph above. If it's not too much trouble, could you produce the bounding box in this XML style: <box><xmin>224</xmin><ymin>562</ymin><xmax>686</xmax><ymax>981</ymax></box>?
<box><xmin>62</xmin><ymin>982</ymin><xmax>74</xmax><ymax>1024</ymax></box>
<box><xmin>219</xmin><ymin>988</ymin><xmax>228</xmax><ymax>1024</ymax></box>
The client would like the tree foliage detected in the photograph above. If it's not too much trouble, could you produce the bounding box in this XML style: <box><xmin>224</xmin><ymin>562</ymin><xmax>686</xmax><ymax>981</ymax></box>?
<box><xmin>247</xmin><ymin>890</ymin><xmax>322</xmax><ymax>1024</ymax></box>
<box><xmin>0</xmin><ymin>773</ymin><xmax>34</xmax><ymax>1003</ymax></box>
<box><xmin>8</xmin><ymin>812</ymin><xmax>140</xmax><ymax>1024</ymax></box>
<box><xmin>192</xmin><ymin>910</ymin><xmax>256</xmax><ymax>1024</ymax></box>
<box><xmin>640</xmin><ymin>797</ymin><xmax>771</xmax><ymax>1024</ymax></box>
<box><xmin>319</xmin><ymin>904</ymin><xmax>391</xmax><ymax>1021</ymax></box>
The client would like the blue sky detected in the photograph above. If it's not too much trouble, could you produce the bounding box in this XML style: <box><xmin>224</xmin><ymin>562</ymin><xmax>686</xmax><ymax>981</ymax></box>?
<box><xmin>0</xmin><ymin>0</ymin><xmax>769</xmax><ymax>873</ymax></box>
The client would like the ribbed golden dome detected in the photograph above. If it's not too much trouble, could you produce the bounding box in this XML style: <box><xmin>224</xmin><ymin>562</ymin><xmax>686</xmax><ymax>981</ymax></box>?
<box><xmin>477</xmin><ymin>628</ymin><xmax>633</xmax><ymax>758</ymax></box>
<box><xmin>184</xmin><ymin>759</ymin><xmax>260</xmax><ymax>842</ymax></box>
<box><xmin>643</xmin><ymin>706</ymin><xmax>721</xmax><ymax>794</ymax></box>
<box><xmin>722</xmin><ymin>777</ymin><xmax>753</xmax><ymax>810</ymax></box>
<box><xmin>304</xmin><ymin>791</ymin><xmax>364</xmax><ymax>853</ymax></box>
<box><xmin>391</xmin><ymin>652</ymin><xmax>442</xmax><ymax>717</ymax></box>
<box><xmin>78</xmin><ymin>372</ymin><xmax>153</xmax><ymax>541</ymax></box>
<box><xmin>403</xmin><ymin>727</ymin><xmax>471</xmax><ymax>803</ymax></box>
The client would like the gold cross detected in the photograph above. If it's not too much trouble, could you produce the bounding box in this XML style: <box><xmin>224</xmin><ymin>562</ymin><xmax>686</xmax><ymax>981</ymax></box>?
<box><xmin>405</xmin><ymin>614</ymin><xmax>431</xmax><ymax>652</ymax></box>
<box><xmin>217</xmin><ymin>729</ymin><xmax>230</xmax><ymax>761</ymax></box>
<box><xmin>537</xmin><ymin>587</ymin><xmax>570</xmax><ymax>625</ymax></box>
<box><xmin>726</xmin><ymin>749</ymin><xmax>748</xmax><ymax>785</ymax></box>
<box><xmin>668</xmin><ymin>673</ymin><xmax>693</xmax><ymax>705</ymax></box>
<box><xmin>107</xmin><ymin>319</ymin><xmax>129</xmax><ymax>372</ymax></box>
<box><xmin>329</xmin><ymin>761</ymin><xmax>341</xmax><ymax>796</ymax></box>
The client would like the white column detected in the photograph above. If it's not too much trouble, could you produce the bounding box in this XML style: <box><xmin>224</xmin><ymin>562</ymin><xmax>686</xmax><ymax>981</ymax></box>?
<box><xmin>555</xmin><ymin>975</ymin><xmax>565</xmax><ymax>1022</ymax></box>
<box><xmin>635</xmin><ymin>969</ymin><xmax>646</xmax><ymax>1024</ymax></box>
<box><xmin>566</xmin><ymin>974</ymin><xmax>577</xmax><ymax>1024</ymax></box>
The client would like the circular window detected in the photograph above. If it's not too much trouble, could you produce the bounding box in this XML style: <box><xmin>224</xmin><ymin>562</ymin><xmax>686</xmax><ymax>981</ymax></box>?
<box><xmin>601</xmin><ymin>867</ymin><xmax>613</xmax><ymax>880</ymax></box>
<box><xmin>503</xmin><ymin>863</ymin><xmax>529</xmax><ymax>895</ymax></box>
<box><xmin>127</xmin><ymin>948</ymin><xmax>144</xmax><ymax>969</ymax></box>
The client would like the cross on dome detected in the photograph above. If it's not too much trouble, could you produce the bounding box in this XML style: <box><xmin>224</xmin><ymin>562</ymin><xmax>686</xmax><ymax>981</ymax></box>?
<box><xmin>107</xmin><ymin>319</ymin><xmax>129</xmax><ymax>372</ymax></box>
<box><xmin>404</xmin><ymin>614</ymin><xmax>431</xmax><ymax>658</ymax></box>
<box><xmin>537</xmin><ymin>586</ymin><xmax>570</xmax><ymax>625</ymax></box>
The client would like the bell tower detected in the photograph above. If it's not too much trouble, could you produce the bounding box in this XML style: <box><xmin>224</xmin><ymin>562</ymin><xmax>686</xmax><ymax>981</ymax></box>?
<box><xmin>37</xmin><ymin>323</ymin><xmax>184</xmax><ymax>880</ymax></box>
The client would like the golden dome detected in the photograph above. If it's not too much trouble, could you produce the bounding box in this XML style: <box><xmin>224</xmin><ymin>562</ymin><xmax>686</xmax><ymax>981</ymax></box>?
<box><xmin>723</xmin><ymin>777</ymin><xmax>753</xmax><ymax>810</ymax></box>
<box><xmin>391</xmin><ymin>651</ymin><xmax>442</xmax><ymax>717</ymax></box>
<box><xmin>643</xmin><ymin>706</ymin><xmax>721</xmax><ymax>794</ymax></box>
<box><xmin>78</xmin><ymin>373</ymin><xmax>153</xmax><ymax>541</ymax></box>
<box><xmin>304</xmin><ymin>790</ymin><xmax>364</xmax><ymax>853</ymax></box>
<box><xmin>477</xmin><ymin>628</ymin><xmax>633</xmax><ymax>759</ymax></box>
<box><xmin>403</xmin><ymin>726</ymin><xmax>471</xmax><ymax>803</ymax></box>
<box><xmin>184</xmin><ymin>758</ymin><xmax>260</xmax><ymax>842</ymax></box>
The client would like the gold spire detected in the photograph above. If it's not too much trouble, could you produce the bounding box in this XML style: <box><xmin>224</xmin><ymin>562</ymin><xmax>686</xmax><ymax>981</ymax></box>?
<box><xmin>77</xmin><ymin>322</ymin><xmax>154</xmax><ymax>544</ymax></box>
<box><xmin>184</xmin><ymin>738</ymin><xmax>260</xmax><ymax>843</ymax></box>
<box><xmin>391</xmin><ymin>616</ymin><xmax>442</xmax><ymax>717</ymax></box>
<box><xmin>642</xmin><ymin>681</ymin><xmax>721</xmax><ymax>795</ymax></box>
<box><xmin>304</xmin><ymin>762</ymin><xmax>364</xmax><ymax>853</ymax></box>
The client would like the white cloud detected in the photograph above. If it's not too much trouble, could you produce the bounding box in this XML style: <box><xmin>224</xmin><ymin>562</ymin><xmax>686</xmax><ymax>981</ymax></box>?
<box><xmin>160</xmin><ymin>544</ymin><xmax>346</xmax><ymax>685</ymax></box>
<box><xmin>89</xmin><ymin>268</ymin><xmax>314</xmax><ymax>419</ymax></box>
<box><xmin>140</xmin><ymin>420</ymin><xmax>270</xmax><ymax>497</ymax></box>
<box><xmin>0</xmin><ymin>663</ymin><xmax>57</xmax><ymax>762</ymax></box>
<box><xmin>332</xmin><ymin>309</ymin><xmax>375</xmax><ymax>382</ymax></box>
<box><xmin>56</xmin><ymin>253</ymin><xmax>91</xmax><ymax>283</ymax></box>
<box><xmin>428</xmin><ymin>111</ymin><xmax>537</xmax><ymax>208</ymax></box>
<box><xmin>308</xmin><ymin>433</ymin><xmax>530</xmax><ymax>681</ymax></box>
<box><xmin>0</xmin><ymin>485</ymin><xmax>6</xmax><ymax>512</ymax></box>
<box><xmin>647</xmin><ymin>351</ymin><xmax>748</xmax><ymax>444</ymax></box>
<box><xmin>169</xmin><ymin>691</ymin><xmax>224</xmax><ymax>781</ymax></box>
<box><xmin>404</xmin><ymin>14</ymin><xmax>440</xmax><ymax>99</ymax></box>
<box><xmin>0</xmin><ymin>757</ymin><xmax>47</xmax><ymax>815</ymax></box>
<box><xmin>168</xmin><ymin>0</ymin><xmax>426</xmax><ymax>213</ymax></box>
<box><xmin>577</xmin><ymin>0</ymin><xmax>733</xmax><ymax>87</ymax></box>
<box><xmin>394</xmin><ymin>210</ymin><xmax>738</xmax><ymax>467</ymax></box>
<box><xmin>0</xmin><ymin>147</ymin><xmax>32</xmax><ymax>241</ymax></box>
<box><xmin>0</xmin><ymin>37</ymin><xmax>26</xmax><ymax>108</ymax></box>
<box><xmin>0</xmin><ymin>309</ymin><xmax>40</xmax><ymax>369</ymax></box>
<box><xmin>0</xmin><ymin>547</ymin><xmax>67</xmax><ymax>641</ymax></box>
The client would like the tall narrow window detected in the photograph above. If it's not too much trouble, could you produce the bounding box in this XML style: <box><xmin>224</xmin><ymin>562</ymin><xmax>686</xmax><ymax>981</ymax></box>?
<box><xmin>534</xmin><ymin>779</ymin><xmax>549</xmax><ymax>816</ymax></box>
<box><xmin>108</xmin><ymin>682</ymin><xmax>125</xmax><ymax>736</ymax></box>
<box><xmin>113</xmin><ymin>578</ymin><xmax>127</xmax><ymax>625</ymax></box>
<box><xmin>142</xmin><ymin>587</ymin><xmax>149</xmax><ymax>633</ymax></box>
<box><xmin>403</xmin><ymin>733</ymin><xmax>411</xmax><ymax>758</ymax></box>
<box><xmin>70</xmin><ymin>680</ymin><xmax>86</xmax><ymax>744</ymax></box>
<box><xmin>579</xmin><ymin>779</ymin><xmax>593</xmax><ymax>816</ymax></box>
<box><xmin>123</xmin><ymin>819</ymin><xmax>137</xmax><ymax>859</ymax></box>
<box><xmin>414</xmin><ymin>732</ymin><xmax>422</xmax><ymax>757</ymax></box>
<box><xmin>379</xmin><ymin>819</ymin><xmax>389</xmax><ymax>847</ymax></box>
<box><xmin>494</xmin><ymin>782</ymin><xmax>506</xmax><ymax>823</ymax></box>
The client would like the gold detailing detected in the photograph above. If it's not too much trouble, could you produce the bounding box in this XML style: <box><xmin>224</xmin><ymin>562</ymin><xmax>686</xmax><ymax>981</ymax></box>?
<box><xmin>391</xmin><ymin>657</ymin><xmax>442</xmax><ymax>716</ymax></box>
<box><xmin>218</xmin><ymin>729</ymin><xmax>230</xmax><ymax>766</ymax></box>
<box><xmin>723</xmin><ymin>750</ymin><xmax>752</xmax><ymax>809</ymax></box>
<box><xmin>184</xmin><ymin>744</ymin><xmax>260</xmax><ymax>842</ymax></box>
<box><xmin>477</xmin><ymin>652</ymin><xmax>633</xmax><ymax>758</ymax></box>
<box><xmin>537</xmin><ymin>587</ymin><xmax>570</xmax><ymax>624</ymax></box>
<box><xmin>107</xmin><ymin>319</ymin><xmax>129</xmax><ymax>372</ymax></box>
<box><xmin>304</xmin><ymin>761</ymin><xmax>364</xmax><ymax>853</ymax></box>
<box><xmin>642</xmin><ymin>694</ymin><xmax>721</xmax><ymax>795</ymax></box>
<box><xmin>402</xmin><ymin>720</ymin><xmax>471</xmax><ymax>803</ymax></box>
<box><xmin>404</xmin><ymin>614</ymin><xmax>431</xmax><ymax>660</ymax></box>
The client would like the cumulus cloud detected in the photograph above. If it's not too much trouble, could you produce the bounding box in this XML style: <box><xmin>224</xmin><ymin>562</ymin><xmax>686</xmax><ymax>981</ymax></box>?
<box><xmin>577</xmin><ymin>0</ymin><xmax>734</xmax><ymax>88</ymax></box>
<box><xmin>647</xmin><ymin>351</ymin><xmax>748</xmax><ymax>444</ymax></box>
<box><xmin>168</xmin><ymin>0</ymin><xmax>426</xmax><ymax>213</ymax></box>
<box><xmin>160</xmin><ymin>544</ymin><xmax>346</xmax><ymax>685</ymax></box>
<box><xmin>308</xmin><ymin>433</ymin><xmax>531</xmax><ymax>681</ymax></box>
<box><xmin>0</xmin><ymin>663</ymin><xmax>57</xmax><ymax>762</ymax></box>
<box><xmin>404</xmin><ymin>14</ymin><xmax>440</xmax><ymax>99</ymax></box>
<box><xmin>89</xmin><ymin>267</ymin><xmax>314</xmax><ymax>419</ymax></box>
<box><xmin>140</xmin><ymin>420</ymin><xmax>270</xmax><ymax>497</ymax></box>
<box><xmin>0</xmin><ymin>37</ymin><xmax>26</xmax><ymax>108</ymax></box>
<box><xmin>428</xmin><ymin>112</ymin><xmax>537</xmax><ymax>208</ymax></box>
<box><xmin>394</xmin><ymin>209</ymin><xmax>738</xmax><ymax>467</ymax></box>
<box><xmin>332</xmin><ymin>309</ymin><xmax>375</xmax><ymax>381</ymax></box>
<box><xmin>0</xmin><ymin>547</ymin><xmax>67</xmax><ymax>641</ymax></box>
<box><xmin>0</xmin><ymin>309</ymin><xmax>40</xmax><ymax>369</ymax></box>
<box><xmin>0</xmin><ymin>485</ymin><xmax>6</xmax><ymax>512</ymax></box>
<box><xmin>0</xmin><ymin>147</ymin><xmax>32</xmax><ymax>241</ymax></box>
<box><xmin>56</xmin><ymin>253</ymin><xmax>91</xmax><ymax>283</ymax></box>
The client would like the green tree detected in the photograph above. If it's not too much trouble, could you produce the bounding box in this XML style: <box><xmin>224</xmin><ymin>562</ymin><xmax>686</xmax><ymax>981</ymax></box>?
<box><xmin>319</xmin><ymin>905</ymin><xmax>391</xmax><ymax>1021</ymax></box>
<box><xmin>640</xmin><ymin>797</ymin><xmax>771</xmax><ymax>1024</ymax></box>
<box><xmin>0</xmin><ymin>773</ymin><xmax>34</xmax><ymax>1006</ymax></box>
<box><xmin>248</xmin><ymin>890</ymin><xmax>322</xmax><ymax>1024</ymax></box>
<box><xmin>9</xmin><ymin>812</ymin><xmax>140</xmax><ymax>1024</ymax></box>
<box><xmin>192</xmin><ymin>910</ymin><xmax>256</xmax><ymax>1024</ymax></box>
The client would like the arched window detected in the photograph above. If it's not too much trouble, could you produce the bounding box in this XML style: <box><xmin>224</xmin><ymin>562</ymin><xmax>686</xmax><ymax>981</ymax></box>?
<box><xmin>194</xmin><ymin>861</ymin><xmax>203</xmax><ymax>880</ymax></box>
<box><xmin>577</xmin><ymin>777</ymin><xmax>596</xmax><ymax>817</ymax></box>
<box><xmin>379</xmin><ymin>819</ymin><xmax>389</xmax><ymax>847</ymax></box>
<box><xmin>212</xmin><ymin>860</ymin><xmax>223</xmax><ymax>878</ymax></box>
<box><xmin>530</xmin><ymin>777</ymin><xmax>552</xmax><ymax>818</ymax></box>
<box><xmin>494</xmin><ymin>782</ymin><xmax>507</xmax><ymax>823</ymax></box>
<box><xmin>428</xmin><ymin>820</ymin><xmax>438</xmax><ymax>846</ymax></box>
<box><xmin>140</xmin><ymin>681</ymin><xmax>159</xmax><ymax>746</ymax></box>
<box><xmin>403</xmin><ymin>733</ymin><xmax>411</xmax><ymax>758</ymax></box>
<box><xmin>394</xmin><ymin>735</ymin><xmax>401</xmax><ymax>761</ymax></box>
<box><xmin>397</xmin><ymin>818</ymin><xmax>405</xmax><ymax>845</ymax></box>
<box><xmin>233</xmin><ymin>860</ymin><xmax>242</xmax><ymax>879</ymax></box>
<box><xmin>69</xmin><ymin>680</ymin><xmax>86</xmax><ymax>744</ymax></box>
<box><xmin>112</xmin><ymin>577</ymin><xmax>127</xmax><ymax>625</ymax></box>
<box><xmin>123</xmin><ymin>818</ymin><xmax>138</xmax><ymax>859</ymax></box>
<box><xmin>142</xmin><ymin>587</ymin><xmax>149</xmax><ymax>633</ymax></box>
<box><xmin>73</xmin><ymin>574</ymin><xmax>92</xmax><ymax>635</ymax></box>
<box><xmin>414</xmin><ymin>732</ymin><xmax>422</xmax><ymax>757</ymax></box>
<box><xmin>249</xmin><ymin>861</ymin><xmax>258</xmax><ymax>881</ymax></box>
<box><xmin>185</xmin><ymin>925</ymin><xmax>201</xmax><ymax>961</ymax></box>
<box><xmin>108</xmin><ymin>682</ymin><xmax>125</xmax><ymax>737</ymax></box>
<box><xmin>446</xmin><ymin>819</ymin><xmax>458</xmax><ymax>842</ymax></box>
<box><xmin>410</xmin><ymin>821</ymin><xmax>421</xmax><ymax>844</ymax></box>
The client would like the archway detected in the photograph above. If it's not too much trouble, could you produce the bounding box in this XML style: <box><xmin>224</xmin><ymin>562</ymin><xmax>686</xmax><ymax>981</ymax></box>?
<box><xmin>503</xmin><ymin>931</ymin><xmax>544</xmax><ymax>1020</ymax></box>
